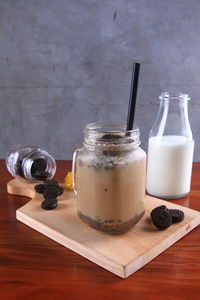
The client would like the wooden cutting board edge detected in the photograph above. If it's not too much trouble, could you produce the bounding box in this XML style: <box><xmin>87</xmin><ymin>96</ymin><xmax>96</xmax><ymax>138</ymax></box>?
<box><xmin>124</xmin><ymin>213</ymin><xmax>200</xmax><ymax>278</ymax></box>
<box><xmin>16</xmin><ymin>208</ymin><xmax>200</xmax><ymax>279</ymax></box>
<box><xmin>8</xmin><ymin>178</ymin><xmax>200</xmax><ymax>279</ymax></box>
<box><xmin>16</xmin><ymin>209</ymin><xmax>125</xmax><ymax>277</ymax></box>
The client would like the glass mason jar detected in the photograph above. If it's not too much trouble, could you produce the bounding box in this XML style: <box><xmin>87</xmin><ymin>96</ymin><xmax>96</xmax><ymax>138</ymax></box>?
<box><xmin>6</xmin><ymin>144</ymin><xmax>56</xmax><ymax>182</ymax></box>
<box><xmin>72</xmin><ymin>122</ymin><xmax>146</xmax><ymax>234</ymax></box>
<box><xmin>146</xmin><ymin>92</ymin><xmax>194</xmax><ymax>199</ymax></box>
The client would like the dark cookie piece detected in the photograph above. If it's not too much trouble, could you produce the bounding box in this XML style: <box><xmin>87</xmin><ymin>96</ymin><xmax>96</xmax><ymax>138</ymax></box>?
<box><xmin>150</xmin><ymin>206</ymin><xmax>167</xmax><ymax>221</ymax></box>
<box><xmin>169</xmin><ymin>209</ymin><xmax>184</xmax><ymax>223</ymax></box>
<box><xmin>32</xmin><ymin>170</ymin><xmax>49</xmax><ymax>180</ymax></box>
<box><xmin>31</xmin><ymin>158</ymin><xmax>47</xmax><ymax>172</ymax></box>
<box><xmin>34</xmin><ymin>184</ymin><xmax>44</xmax><ymax>194</ymax></box>
<box><xmin>41</xmin><ymin>198</ymin><xmax>57</xmax><ymax>210</ymax></box>
<box><xmin>151</xmin><ymin>205</ymin><xmax>167</xmax><ymax>215</ymax></box>
<box><xmin>43</xmin><ymin>186</ymin><xmax>59</xmax><ymax>199</ymax></box>
<box><xmin>35</xmin><ymin>180</ymin><xmax>63</xmax><ymax>197</ymax></box>
<box><xmin>57</xmin><ymin>186</ymin><xmax>64</xmax><ymax>196</ymax></box>
<box><xmin>101</xmin><ymin>134</ymin><xmax>122</xmax><ymax>140</ymax></box>
<box><xmin>99</xmin><ymin>134</ymin><xmax>122</xmax><ymax>157</ymax></box>
<box><xmin>44</xmin><ymin>184</ymin><xmax>63</xmax><ymax>196</ymax></box>
<box><xmin>16</xmin><ymin>159</ymin><xmax>24</xmax><ymax>177</ymax></box>
<box><xmin>150</xmin><ymin>207</ymin><xmax>172</xmax><ymax>230</ymax></box>
<box><xmin>44</xmin><ymin>180</ymin><xmax>59</xmax><ymax>187</ymax></box>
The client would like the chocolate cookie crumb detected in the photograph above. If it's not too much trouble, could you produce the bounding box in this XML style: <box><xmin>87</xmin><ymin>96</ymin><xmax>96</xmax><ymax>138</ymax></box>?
<box><xmin>78</xmin><ymin>212</ymin><xmax>144</xmax><ymax>234</ymax></box>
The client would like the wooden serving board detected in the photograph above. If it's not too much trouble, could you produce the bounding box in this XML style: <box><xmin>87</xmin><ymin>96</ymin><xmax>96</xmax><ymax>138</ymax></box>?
<box><xmin>7</xmin><ymin>179</ymin><xmax>200</xmax><ymax>278</ymax></box>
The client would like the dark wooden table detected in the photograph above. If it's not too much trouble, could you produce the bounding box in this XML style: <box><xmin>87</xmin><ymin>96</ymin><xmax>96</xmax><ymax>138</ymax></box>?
<box><xmin>0</xmin><ymin>160</ymin><xmax>200</xmax><ymax>300</ymax></box>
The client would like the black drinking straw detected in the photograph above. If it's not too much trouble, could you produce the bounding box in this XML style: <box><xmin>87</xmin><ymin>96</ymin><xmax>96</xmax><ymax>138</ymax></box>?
<box><xmin>126</xmin><ymin>62</ymin><xmax>140</xmax><ymax>134</ymax></box>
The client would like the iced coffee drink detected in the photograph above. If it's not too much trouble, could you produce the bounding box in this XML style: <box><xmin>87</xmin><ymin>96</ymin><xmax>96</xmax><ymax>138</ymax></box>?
<box><xmin>73</xmin><ymin>122</ymin><xmax>146</xmax><ymax>234</ymax></box>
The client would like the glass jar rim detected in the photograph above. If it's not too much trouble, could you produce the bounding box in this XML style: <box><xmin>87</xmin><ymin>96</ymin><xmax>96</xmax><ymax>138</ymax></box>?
<box><xmin>22</xmin><ymin>149</ymin><xmax>56</xmax><ymax>181</ymax></box>
<box><xmin>159</xmin><ymin>92</ymin><xmax>191</xmax><ymax>101</ymax></box>
<box><xmin>84</xmin><ymin>121</ymin><xmax>139</xmax><ymax>135</ymax></box>
<box><xmin>83</xmin><ymin>121</ymin><xmax>140</xmax><ymax>151</ymax></box>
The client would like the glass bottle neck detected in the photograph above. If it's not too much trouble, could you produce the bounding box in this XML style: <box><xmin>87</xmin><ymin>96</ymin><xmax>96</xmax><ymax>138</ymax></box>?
<box><xmin>150</xmin><ymin>93</ymin><xmax>193</xmax><ymax>139</ymax></box>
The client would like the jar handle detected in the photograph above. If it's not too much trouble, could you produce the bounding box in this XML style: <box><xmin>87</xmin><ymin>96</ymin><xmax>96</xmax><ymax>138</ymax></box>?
<box><xmin>72</xmin><ymin>148</ymin><xmax>81</xmax><ymax>195</ymax></box>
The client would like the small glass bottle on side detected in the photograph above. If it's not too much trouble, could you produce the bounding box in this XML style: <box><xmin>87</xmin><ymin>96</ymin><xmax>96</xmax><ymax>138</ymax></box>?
<box><xmin>6</xmin><ymin>144</ymin><xmax>56</xmax><ymax>182</ymax></box>
<box><xmin>146</xmin><ymin>92</ymin><xmax>194</xmax><ymax>199</ymax></box>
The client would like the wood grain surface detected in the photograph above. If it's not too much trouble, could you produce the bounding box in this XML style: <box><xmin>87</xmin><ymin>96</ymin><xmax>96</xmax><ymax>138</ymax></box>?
<box><xmin>0</xmin><ymin>160</ymin><xmax>200</xmax><ymax>300</ymax></box>
<box><xmin>7</xmin><ymin>178</ymin><xmax>200</xmax><ymax>279</ymax></box>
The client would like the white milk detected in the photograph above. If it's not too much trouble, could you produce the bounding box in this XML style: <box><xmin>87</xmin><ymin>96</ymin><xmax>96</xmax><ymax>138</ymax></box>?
<box><xmin>146</xmin><ymin>135</ymin><xmax>194</xmax><ymax>198</ymax></box>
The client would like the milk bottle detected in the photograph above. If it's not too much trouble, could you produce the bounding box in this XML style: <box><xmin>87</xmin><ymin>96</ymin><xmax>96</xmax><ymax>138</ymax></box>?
<box><xmin>146</xmin><ymin>93</ymin><xmax>194</xmax><ymax>199</ymax></box>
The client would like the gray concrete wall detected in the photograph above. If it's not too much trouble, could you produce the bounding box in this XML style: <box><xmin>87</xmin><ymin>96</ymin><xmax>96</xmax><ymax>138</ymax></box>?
<box><xmin>0</xmin><ymin>0</ymin><xmax>199</xmax><ymax>160</ymax></box>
